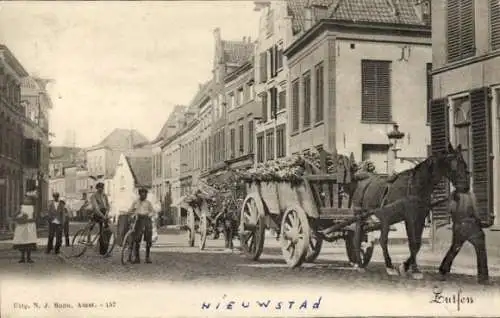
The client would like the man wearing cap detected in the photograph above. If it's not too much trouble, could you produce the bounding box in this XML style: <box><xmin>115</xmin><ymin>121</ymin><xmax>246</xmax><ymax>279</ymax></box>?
<box><xmin>44</xmin><ymin>192</ymin><xmax>67</xmax><ymax>254</ymax></box>
<box><xmin>89</xmin><ymin>181</ymin><xmax>110</xmax><ymax>254</ymax></box>
<box><xmin>128</xmin><ymin>187</ymin><xmax>155</xmax><ymax>263</ymax></box>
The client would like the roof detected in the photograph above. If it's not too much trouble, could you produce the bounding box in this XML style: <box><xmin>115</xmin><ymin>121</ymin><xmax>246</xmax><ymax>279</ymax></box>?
<box><xmin>287</xmin><ymin>0</ymin><xmax>309</xmax><ymax>35</ymax></box>
<box><xmin>49</xmin><ymin>146</ymin><xmax>82</xmax><ymax>161</ymax></box>
<box><xmin>328</xmin><ymin>0</ymin><xmax>424</xmax><ymax>25</ymax></box>
<box><xmin>125</xmin><ymin>156</ymin><xmax>152</xmax><ymax>187</ymax></box>
<box><xmin>187</xmin><ymin>80</ymin><xmax>213</xmax><ymax>109</ymax></box>
<box><xmin>222</xmin><ymin>40</ymin><xmax>254</xmax><ymax>66</ymax></box>
<box><xmin>95</xmin><ymin>128</ymin><xmax>149</xmax><ymax>150</ymax></box>
<box><xmin>0</xmin><ymin>44</ymin><xmax>29</xmax><ymax>77</ymax></box>
<box><xmin>151</xmin><ymin>105</ymin><xmax>187</xmax><ymax>143</ymax></box>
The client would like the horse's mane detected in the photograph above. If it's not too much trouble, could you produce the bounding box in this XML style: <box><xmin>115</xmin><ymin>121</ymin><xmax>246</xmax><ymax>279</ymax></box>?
<box><xmin>390</xmin><ymin>155</ymin><xmax>436</xmax><ymax>180</ymax></box>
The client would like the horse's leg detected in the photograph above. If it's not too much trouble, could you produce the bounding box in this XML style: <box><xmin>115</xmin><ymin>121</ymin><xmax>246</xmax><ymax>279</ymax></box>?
<box><xmin>402</xmin><ymin>212</ymin><xmax>426</xmax><ymax>275</ymax></box>
<box><xmin>379</xmin><ymin>215</ymin><xmax>397</xmax><ymax>276</ymax></box>
<box><xmin>401</xmin><ymin>213</ymin><xmax>423</xmax><ymax>280</ymax></box>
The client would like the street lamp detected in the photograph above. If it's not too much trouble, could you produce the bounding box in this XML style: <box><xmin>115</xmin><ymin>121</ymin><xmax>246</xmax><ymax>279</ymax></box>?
<box><xmin>386</xmin><ymin>124</ymin><xmax>424</xmax><ymax>168</ymax></box>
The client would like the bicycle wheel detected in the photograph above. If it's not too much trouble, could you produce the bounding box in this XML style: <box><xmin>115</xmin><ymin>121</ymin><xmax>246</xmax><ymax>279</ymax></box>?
<box><xmin>71</xmin><ymin>228</ymin><xmax>90</xmax><ymax>257</ymax></box>
<box><xmin>121</xmin><ymin>231</ymin><xmax>134</xmax><ymax>265</ymax></box>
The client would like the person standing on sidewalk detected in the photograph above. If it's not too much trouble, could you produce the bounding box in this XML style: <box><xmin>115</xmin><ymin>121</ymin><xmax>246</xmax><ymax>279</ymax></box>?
<box><xmin>62</xmin><ymin>198</ymin><xmax>73</xmax><ymax>247</ymax></box>
<box><xmin>128</xmin><ymin>187</ymin><xmax>155</xmax><ymax>264</ymax></box>
<box><xmin>44</xmin><ymin>192</ymin><xmax>66</xmax><ymax>254</ymax></box>
<box><xmin>439</xmin><ymin>191</ymin><xmax>489</xmax><ymax>285</ymax></box>
<box><xmin>13</xmin><ymin>196</ymin><xmax>38</xmax><ymax>263</ymax></box>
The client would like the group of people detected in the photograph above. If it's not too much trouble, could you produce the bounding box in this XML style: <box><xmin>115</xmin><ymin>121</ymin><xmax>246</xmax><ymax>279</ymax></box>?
<box><xmin>12</xmin><ymin>181</ymin><xmax>159</xmax><ymax>264</ymax></box>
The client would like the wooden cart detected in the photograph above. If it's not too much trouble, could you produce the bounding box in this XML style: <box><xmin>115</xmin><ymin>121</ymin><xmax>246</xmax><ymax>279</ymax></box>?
<box><xmin>238</xmin><ymin>156</ymin><xmax>379</xmax><ymax>268</ymax></box>
<box><xmin>183</xmin><ymin>178</ymin><xmax>244</xmax><ymax>250</ymax></box>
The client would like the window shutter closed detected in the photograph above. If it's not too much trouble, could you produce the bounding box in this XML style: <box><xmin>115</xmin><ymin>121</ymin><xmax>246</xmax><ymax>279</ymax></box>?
<box><xmin>426</xmin><ymin>63</ymin><xmax>432</xmax><ymax>124</ymax></box>
<box><xmin>260</xmin><ymin>52</ymin><xmax>267</xmax><ymax>83</ymax></box>
<box><xmin>430</xmin><ymin>98</ymin><xmax>450</xmax><ymax>227</ymax></box>
<box><xmin>261</xmin><ymin>93</ymin><xmax>268</xmax><ymax>123</ymax></box>
<box><xmin>490</xmin><ymin>0</ymin><xmax>500</xmax><ymax>50</ymax></box>
<box><xmin>470</xmin><ymin>87</ymin><xmax>494</xmax><ymax>227</ymax></box>
<box><xmin>447</xmin><ymin>0</ymin><xmax>475</xmax><ymax>62</ymax></box>
<box><xmin>292</xmin><ymin>80</ymin><xmax>300</xmax><ymax>131</ymax></box>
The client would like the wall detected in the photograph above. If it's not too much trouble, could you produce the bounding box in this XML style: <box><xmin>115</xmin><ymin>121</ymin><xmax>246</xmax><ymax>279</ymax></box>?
<box><xmin>335</xmin><ymin>39</ymin><xmax>431</xmax><ymax>170</ymax></box>
<box><xmin>49</xmin><ymin>178</ymin><xmax>66</xmax><ymax>198</ymax></box>
<box><xmin>112</xmin><ymin>154</ymin><xmax>136</xmax><ymax>214</ymax></box>
<box><xmin>86</xmin><ymin>147</ymin><xmax>107</xmax><ymax>177</ymax></box>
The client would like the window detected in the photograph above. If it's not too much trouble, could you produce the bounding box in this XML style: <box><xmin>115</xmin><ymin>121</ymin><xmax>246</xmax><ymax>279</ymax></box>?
<box><xmin>452</xmin><ymin>96</ymin><xmax>472</xmax><ymax>169</ymax></box>
<box><xmin>261</xmin><ymin>92</ymin><xmax>268</xmax><ymax>123</ymax></box>
<box><xmin>426</xmin><ymin>63</ymin><xmax>433</xmax><ymax>124</ymax></box>
<box><xmin>276</xmin><ymin>126</ymin><xmax>286</xmax><ymax>158</ymax></box>
<box><xmin>239</xmin><ymin>124</ymin><xmax>244</xmax><ymax>154</ymax></box>
<box><xmin>491</xmin><ymin>0</ymin><xmax>500</xmax><ymax>50</ymax></box>
<box><xmin>268</xmin><ymin>47</ymin><xmax>275</xmax><ymax>79</ymax></box>
<box><xmin>278</xmin><ymin>89</ymin><xmax>286</xmax><ymax>111</ymax></box>
<box><xmin>422</xmin><ymin>0</ymin><xmax>431</xmax><ymax>26</ymax></box>
<box><xmin>260</xmin><ymin>52</ymin><xmax>267</xmax><ymax>83</ymax></box>
<box><xmin>257</xmin><ymin>134</ymin><xmax>264</xmax><ymax>163</ymax></box>
<box><xmin>270</xmin><ymin>87</ymin><xmax>278</xmax><ymax>119</ymax></box>
<box><xmin>248</xmin><ymin>120</ymin><xmax>254</xmax><ymax>153</ymax></box>
<box><xmin>303</xmin><ymin>71</ymin><xmax>311</xmax><ymax>127</ymax></box>
<box><xmin>447</xmin><ymin>0</ymin><xmax>475</xmax><ymax>62</ymax></box>
<box><xmin>248</xmin><ymin>82</ymin><xmax>254</xmax><ymax>100</ymax></box>
<box><xmin>230</xmin><ymin>128</ymin><xmax>236</xmax><ymax>158</ymax></box>
<box><xmin>266</xmin><ymin>131</ymin><xmax>274</xmax><ymax>161</ymax></box>
<box><xmin>228</xmin><ymin>93</ymin><xmax>234</xmax><ymax>109</ymax></box>
<box><xmin>237</xmin><ymin>87</ymin><xmax>244</xmax><ymax>105</ymax></box>
<box><xmin>292</xmin><ymin>79</ymin><xmax>300</xmax><ymax>132</ymax></box>
<box><xmin>315</xmin><ymin>62</ymin><xmax>324</xmax><ymax>122</ymax></box>
<box><xmin>277</xmin><ymin>45</ymin><xmax>284</xmax><ymax>70</ymax></box>
<box><xmin>361</xmin><ymin>60</ymin><xmax>392</xmax><ymax>123</ymax></box>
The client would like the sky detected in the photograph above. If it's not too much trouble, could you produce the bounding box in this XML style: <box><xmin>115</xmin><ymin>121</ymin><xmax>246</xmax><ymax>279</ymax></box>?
<box><xmin>0</xmin><ymin>1</ymin><xmax>260</xmax><ymax>148</ymax></box>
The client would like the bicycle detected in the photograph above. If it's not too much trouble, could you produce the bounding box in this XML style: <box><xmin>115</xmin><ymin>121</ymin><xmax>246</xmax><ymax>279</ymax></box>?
<box><xmin>121</xmin><ymin>214</ymin><xmax>138</xmax><ymax>265</ymax></box>
<box><xmin>71</xmin><ymin>215</ymin><xmax>116</xmax><ymax>258</ymax></box>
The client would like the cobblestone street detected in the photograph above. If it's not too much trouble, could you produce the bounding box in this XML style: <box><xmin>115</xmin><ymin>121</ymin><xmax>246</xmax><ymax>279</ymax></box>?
<box><xmin>2</xmin><ymin>228</ymin><xmax>499</xmax><ymax>292</ymax></box>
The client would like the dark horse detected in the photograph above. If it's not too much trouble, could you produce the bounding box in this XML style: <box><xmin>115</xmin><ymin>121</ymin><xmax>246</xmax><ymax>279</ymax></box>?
<box><xmin>350</xmin><ymin>142</ymin><xmax>470</xmax><ymax>279</ymax></box>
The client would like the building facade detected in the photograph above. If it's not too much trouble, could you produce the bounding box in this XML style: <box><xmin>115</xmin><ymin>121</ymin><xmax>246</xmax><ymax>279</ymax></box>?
<box><xmin>20</xmin><ymin>76</ymin><xmax>52</xmax><ymax>220</ymax></box>
<box><xmin>210</xmin><ymin>28</ymin><xmax>255</xmax><ymax>173</ymax></box>
<box><xmin>223</xmin><ymin>59</ymin><xmax>259</xmax><ymax>169</ymax></box>
<box><xmin>285</xmin><ymin>0</ymin><xmax>432</xmax><ymax>174</ymax></box>
<box><xmin>0</xmin><ymin>45</ymin><xmax>29</xmax><ymax>232</ymax></box>
<box><xmin>253</xmin><ymin>0</ymin><xmax>294</xmax><ymax>165</ymax></box>
<box><xmin>431</xmin><ymin>0</ymin><xmax>498</xmax><ymax>228</ymax></box>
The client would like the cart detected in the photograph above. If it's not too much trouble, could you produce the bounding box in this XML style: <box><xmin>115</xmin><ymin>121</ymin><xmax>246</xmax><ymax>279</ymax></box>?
<box><xmin>238</xmin><ymin>151</ymin><xmax>379</xmax><ymax>268</ymax></box>
<box><xmin>183</xmin><ymin>176</ymin><xmax>245</xmax><ymax>250</ymax></box>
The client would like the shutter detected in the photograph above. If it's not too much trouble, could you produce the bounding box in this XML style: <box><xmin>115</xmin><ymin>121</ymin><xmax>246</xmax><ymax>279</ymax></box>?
<box><xmin>248</xmin><ymin>120</ymin><xmax>254</xmax><ymax>153</ymax></box>
<box><xmin>470</xmin><ymin>87</ymin><xmax>494</xmax><ymax>226</ymax></box>
<box><xmin>261</xmin><ymin>92</ymin><xmax>268</xmax><ymax>123</ymax></box>
<box><xmin>260</xmin><ymin>52</ymin><xmax>267</xmax><ymax>83</ymax></box>
<box><xmin>491</xmin><ymin>0</ymin><xmax>500</xmax><ymax>50</ymax></box>
<box><xmin>278</xmin><ymin>89</ymin><xmax>286</xmax><ymax>110</ymax></box>
<box><xmin>292</xmin><ymin>79</ymin><xmax>300</xmax><ymax>131</ymax></box>
<box><xmin>361</xmin><ymin>61</ymin><xmax>391</xmax><ymax>122</ymax></box>
<box><xmin>270</xmin><ymin>87</ymin><xmax>277</xmax><ymax>119</ymax></box>
<box><xmin>430</xmin><ymin>98</ymin><xmax>450</xmax><ymax>226</ymax></box>
<box><xmin>268</xmin><ymin>48</ymin><xmax>274</xmax><ymax>79</ymax></box>
<box><xmin>461</xmin><ymin>0</ymin><xmax>475</xmax><ymax>59</ymax></box>
<box><xmin>303</xmin><ymin>73</ymin><xmax>311</xmax><ymax>127</ymax></box>
<box><xmin>446</xmin><ymin>0</ymin><xmax>461</xmax><ymax>62</ymax></box>
<box><xmin>426</xmin><ymin>63</ymin><xmax>432</xmax><ymax>123</ymax></box>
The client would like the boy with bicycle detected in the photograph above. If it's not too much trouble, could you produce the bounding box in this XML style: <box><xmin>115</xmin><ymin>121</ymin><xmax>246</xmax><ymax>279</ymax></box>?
<box><xmin>127</xmin><ymin>187</ymin><xmax>156</xmax><ymax>264</ymax></box>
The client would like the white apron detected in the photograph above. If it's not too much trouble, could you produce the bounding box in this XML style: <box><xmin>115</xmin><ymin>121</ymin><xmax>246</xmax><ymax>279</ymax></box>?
<box><xmin>12</xmin><ymin>205</ymin><xmax>38</xmax><ymax>246</ymax></box>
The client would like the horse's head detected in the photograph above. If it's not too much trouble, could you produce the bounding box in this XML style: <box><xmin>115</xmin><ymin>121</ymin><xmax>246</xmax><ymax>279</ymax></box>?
<box><xmin>435</xmin><ymin>142</ymin><xmax>470</xmax><ymax>193</ymax></box>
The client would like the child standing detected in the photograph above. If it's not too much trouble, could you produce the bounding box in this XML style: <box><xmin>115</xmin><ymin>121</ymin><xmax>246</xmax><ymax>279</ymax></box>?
<box><xmin>13</xmin><ymin>196</ymin><xmax>38</xmax><ymax>263</ymax></box>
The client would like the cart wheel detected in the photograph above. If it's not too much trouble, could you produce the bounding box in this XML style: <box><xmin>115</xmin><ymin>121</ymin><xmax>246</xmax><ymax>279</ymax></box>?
<box><xmin>305</xmin><ymin>230</ymin><xmax>323</xmax><ymax>263</ymax></box>
<box><xmin>199</xmin><ymin>213</ymin><xmax>208</xmax><ymax>250</ymax></box>
<box><xmin>239</xmin><ymin>194</ymin><xmax>266</xmax><ymax>261</ymax></box>
<box><xmin>345</xmin><ymin>230</ymin><xmax>374</xmax><ymax>268</ymax></box>
<box><xmin>280</xmin><ymin>206</ymin><xmax>310</xmax><ymax>268</ymax></box>
<box><xmin>187</xmin><ymin>208</ymin><xmax>195</xmax><ymax>247</ymax></box>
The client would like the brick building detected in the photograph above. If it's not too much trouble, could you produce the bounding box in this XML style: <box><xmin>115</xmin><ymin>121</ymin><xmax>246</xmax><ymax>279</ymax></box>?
<box><xmin>0</xmin><ymin>45</ymin><xmax>29</xmax><ymax>232</ymax></box>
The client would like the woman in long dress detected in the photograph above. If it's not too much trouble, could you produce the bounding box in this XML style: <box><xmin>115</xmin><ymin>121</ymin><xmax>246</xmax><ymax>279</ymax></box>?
<box><xmin>13</xmin><ymin>196</ymin><xmax>38</xmax><ymax>263</ymax></box>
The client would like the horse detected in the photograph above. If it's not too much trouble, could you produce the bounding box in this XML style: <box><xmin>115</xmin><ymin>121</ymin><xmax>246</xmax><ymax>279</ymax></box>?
<box><xmin>349</xmin><ymin>142</ymin><xmax>470</xmax><ymax>279</ymax></box>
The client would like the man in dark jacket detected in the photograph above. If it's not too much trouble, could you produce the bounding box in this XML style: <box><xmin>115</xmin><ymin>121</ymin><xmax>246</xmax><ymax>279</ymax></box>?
<box><xmin>89</xmin><ymin>182</ymin><xmax>110</xmax><ymax>255</ymax></box>
<box><xmin>44</xmin><ymin>192</ymin><xmax>67</xmax><ymax>254</ymax></box>
<box><xmin>439</xmin><ymin>191</ymin><xmax>489</xmax><ymax>285</ymax></box>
